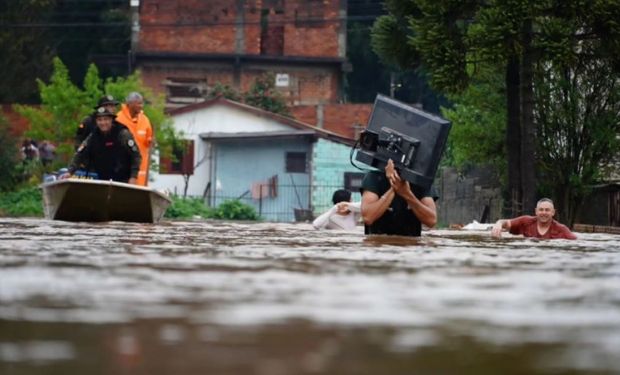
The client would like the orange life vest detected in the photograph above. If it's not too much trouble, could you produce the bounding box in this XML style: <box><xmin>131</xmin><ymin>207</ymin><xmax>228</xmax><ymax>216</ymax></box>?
<box><xmin>116</xmin><ymin>104</ymin><xmax>153</xmax><ymax>186</ymax></box>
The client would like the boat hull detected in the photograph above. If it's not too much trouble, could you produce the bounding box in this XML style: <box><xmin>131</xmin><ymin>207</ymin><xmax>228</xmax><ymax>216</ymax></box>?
<box><xmin>41</xmin><ymin>179</ymin><xmax>172</xmax><ymax>223</ymax></box>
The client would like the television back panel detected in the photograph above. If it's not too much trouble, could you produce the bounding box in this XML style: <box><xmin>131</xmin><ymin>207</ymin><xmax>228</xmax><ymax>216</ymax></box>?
<box><xmin>356</xmin><ymin>94</ymin><xmax>451</xmax><ymax>189</ymax></box>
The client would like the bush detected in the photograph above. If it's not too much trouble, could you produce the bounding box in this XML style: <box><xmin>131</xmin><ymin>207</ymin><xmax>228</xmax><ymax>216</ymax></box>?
<box><xmin>164</xmin><ymin>196</ymin><xmax>214</xmax><ymax>219</ymax></box>
<box><xmin>163</xmin><ymin>197</ymin><xmax>259</xmax><ymax>221</ymax></box>
<box><xmin>0</xmin><ymin>187</ymin><xmax>44</xmax><ymax>217</ymax></box>
<box><xmin>213</xmin><ymin>200</ymin><xmax>259</xmax><ymax>221</ymax></box>
<box><xmin>0</xmin><ymin>116</ymin><xmax>21</xmax><ymax>192</ymax></box>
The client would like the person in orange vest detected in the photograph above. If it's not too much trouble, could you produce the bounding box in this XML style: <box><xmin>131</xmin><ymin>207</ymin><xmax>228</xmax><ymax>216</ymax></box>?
<box><xmin>116</xmin><ymin>92</ymin><xmax>153</xmax><ymax>186</ymax></box>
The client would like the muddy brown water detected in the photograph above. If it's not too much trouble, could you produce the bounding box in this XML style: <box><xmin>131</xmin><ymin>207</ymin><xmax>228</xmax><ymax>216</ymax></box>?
<box><xmin>1</xmin><ymin>217</ymin><xmax>619</xmax><ymax>374</ymax></box>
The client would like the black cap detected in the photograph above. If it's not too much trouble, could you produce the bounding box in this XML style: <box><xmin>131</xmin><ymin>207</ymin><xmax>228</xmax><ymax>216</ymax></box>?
<box><xmin>97</xmin><ymin>95</ymin><xmax>119</xmax><ymax>107</ymax></box>
<box><xmin>94</xmin><ymin>106</ymin><xmax>116</xmax><ymax>118</ymax></box>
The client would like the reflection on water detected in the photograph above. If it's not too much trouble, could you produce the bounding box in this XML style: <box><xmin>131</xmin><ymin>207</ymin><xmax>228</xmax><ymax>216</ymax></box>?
<box><xmin>1</xmin><ymin>217</ymin><xmax>619</xmax><ymax>374</ymax></box>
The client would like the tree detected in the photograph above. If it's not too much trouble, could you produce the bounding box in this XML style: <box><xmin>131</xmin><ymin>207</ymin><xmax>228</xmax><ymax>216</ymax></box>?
<box><xmin>0</xmin><ymin>114</ymin><xmax>21</xmax><ymax>191</ymax></box>
<box><xmin>207</xmin><ymin>82</ymin><xmax>243</xmax><ymax>102</ymax></box>
<box><xmin>14</xmin><ymin>57</ymin><xmax>89</xmax><ymax>162</ymax></box>
<box><xmin>49</xmin><ymin>0</ymin><xmax>130</xmax><ymax>83</ymax></box>
<box><xmin>0</xmin><ymin>0</ymin><xmax>130</xmax><ymax>104</ymax></box>
<box><xmin>14</xmin><ymin>57</ymin><xmax>178</xmax><ymax>170</ymax></box>
<box><xmin>441</xmin><ymin>66</ymin><xmax>506</xmax><ymax>177</ymax></box>
<box><xmin>348</xmin><ymin>20</ymin><xmax>446</xmax><ymax>112</ymax></box>
<box><xmin>243</xmin><ymin>73</ymin><xmax>291</xmax><ymax>117</ymax></box>
<box><xmin>372</xmin><ymin>0</ymin><xmax>620</xmax><ymax>216</ymax></box>
<box><xmin>535</xmin><ymin>54</ymin><xmax>620</xmax><ymax>225</ymax></box>
<box><xmin>372</xmin><ymin>0</ymin><xmax>539</xmax><ymax>215</ymax></box>
<box><xmin>0</xmin><ymin>0</ymin><xmax>57</xmax><ymax>103</ymax></box>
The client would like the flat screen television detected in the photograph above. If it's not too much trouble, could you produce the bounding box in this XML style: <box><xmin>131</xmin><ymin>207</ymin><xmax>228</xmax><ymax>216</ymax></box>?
<box><xmin>355</xmin><ymin>94</ymin><xmax>451</xmax><ymax>190</ymax></box>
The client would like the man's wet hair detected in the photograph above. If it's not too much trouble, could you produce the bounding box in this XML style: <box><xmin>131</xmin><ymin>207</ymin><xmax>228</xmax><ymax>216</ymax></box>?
<box><xmin>537</xmin><ymin>198</ymin><xmax>554</xmax><ymax>207</ymax></box>
<box><xmin>332</xmin><ymin>189</ymin><xmax>352</xmax><ymax>205</ymax></box>
<box><xmin>125</xmin><ymin>92</ymin><xmax>143</xmax><ymax>103</ymax></box>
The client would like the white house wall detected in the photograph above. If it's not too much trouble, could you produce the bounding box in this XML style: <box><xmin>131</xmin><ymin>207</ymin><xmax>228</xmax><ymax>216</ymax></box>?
<box><xmin>150</xmin><ymin>105</ymin><xmax>297</xmax><ymax>196</ymax></box>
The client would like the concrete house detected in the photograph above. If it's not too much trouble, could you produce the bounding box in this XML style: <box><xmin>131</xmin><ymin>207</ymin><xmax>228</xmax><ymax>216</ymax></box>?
<box><xmin>150</xmin><ymin>98</ymin><xmax>365</xmax><ymax>222</ymax></box>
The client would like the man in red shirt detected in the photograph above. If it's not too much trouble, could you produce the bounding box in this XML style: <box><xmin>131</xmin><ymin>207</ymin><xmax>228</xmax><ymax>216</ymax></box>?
<box><xmin>491</xmin><ymin>198</ymin><xmax>577</xmax><ymax>240</ymax></box>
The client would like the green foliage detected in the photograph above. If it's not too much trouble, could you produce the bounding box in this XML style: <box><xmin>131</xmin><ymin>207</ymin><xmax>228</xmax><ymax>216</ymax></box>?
<box><xmin>49</xmin><ymin>0</ymin><xmax>130</xmax><ymax>87</ymax></box>
<box><xmin>534</xmin><ymin>55</ymin><xmax>620</xmax><ymax>225</ymax></box>
<box><xmin>197</xmin><ymin>75</ymin><xmax>292</xmax><ymax>117</ymax></box>
<box><xmin>0</xmin><ymin>0</ymin><xmax>56</xmax><ymax>103</ymax></box>
<box><xmin>243</xmin><ymin>73</ymin><xmax>291</xmax><ymax>117</ymax></box>
<box><xmin>0</xmin><ymin>115</ymin><xmax>21</xmax><ymax>191</ymax></box>
<box><xmin>14</xmin><ymin>57</ymin><xmax>178</xmax><ymax>170</ymax></box>
<box><xmin>0</xmin><ymin>187</ymin><xmax>44</xmax><ymax>217</ymax></box>
<box><xmin>164</xmin><ymin>196</ymin><xmax>215</xmax><ymax>219</ymax></box>
<box><xmin>441</xmin><ymin>66</ymin><xmax>506</xmax><ymax>178</ymax></box>
<box><xmin>348</xmin><ymin>21</ymin><xmax>446</xmax><ymax>110</ymax></box>
<box><xmin>371</xmin><ymin>15</ymin><xmax>421</xmax><ymax>70</ymax></box>
<box><xmin>15</xmin><ymin>57</ymin><xmax>90</xmax><ymax>164</ymax></box>
<box><xmin>212</xmin><ymin>200</ymin><xmax>259</xmax><ymax>221</ymax></box>
<box><xmin>164</xmin><ymin>196</ymin><xmax>258</xmax><ymax>221</ymax></box>
<box><xmin>373</xmin><ymin>0</ymin><xmax>620</xmax><ymax>218</ymax></box>
<box><xmin>208</xmin><ymin>82</ymin><xmax>243</xmax><ymax>102</ymax></box>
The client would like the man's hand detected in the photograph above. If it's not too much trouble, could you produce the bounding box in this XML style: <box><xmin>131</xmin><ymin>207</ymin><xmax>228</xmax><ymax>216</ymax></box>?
<box><xmin>386</xmin><ymin>159</ymin><xmax>412</xmax><ymax>198</ymax></box>
<box><xmin>491</xmin><ymin>220</ymin><xmax>506</xmax><ymax>238</ymax></box>
<box><xmin>128</xmin><ymin>177</ymin><xmax>138</xmax><ymax>185</ymax></box>
<box><xmin>385</xmin><ymin>159</ymin><xmax>399</xmax><ymax>185</ymax></box>
<box><xmin>58</xmin><ymin>173</ymin><xmax>71</xmax><ymax>180</ymax></box>
<box><xmin>335</xmin><ymin>202</ymin><xmax>350</xmax><ymax>214</ymax></box>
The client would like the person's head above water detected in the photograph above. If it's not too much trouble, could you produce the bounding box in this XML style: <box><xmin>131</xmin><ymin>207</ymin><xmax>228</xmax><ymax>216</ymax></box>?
<box><xmin>332</xmin><ymin>189</ymin><xmax>352</xmax><ymax>205</ymax></box>
<box><xmin>535</xmin><ymin>198</ymin><xmax>555</xmax><ymax>224</ymax></box>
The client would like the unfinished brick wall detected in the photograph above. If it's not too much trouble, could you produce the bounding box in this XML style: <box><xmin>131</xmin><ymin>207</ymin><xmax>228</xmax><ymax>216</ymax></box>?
<box><xmin>140</xmin><ymin>65</ymin><xmax>236</xmax><ymax>97</ymax></box>
<box><xmin>140</xmin><ymin>63</ymin><xmax>340</xmax><ymax>107</ymax></box>
<box><xmin>136</xmin><ymin>0</ymin><xmax>347</xmax><ymax>110</ymax></box>
<box><xmin>138</xmin><ymin>0</ymin><xmax>344</xmax><ymax>58</ymax></box>
<box><xmin>139</xmin><ymin>0</ymin><xmax>241</xmax><ymax>53</ymax></box>
<box><xmin>291</xmin><ymin>103</ymin><xmax>372</xmax><ymax>139</ymax></box>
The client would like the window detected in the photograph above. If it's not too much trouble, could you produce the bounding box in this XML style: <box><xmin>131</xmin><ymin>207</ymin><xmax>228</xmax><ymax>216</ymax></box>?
<box><xmin>344</xmin><ymin>172</ymin><xmax>365</xmax><ymax>191</ymax></box>
<box><xmin>163</xmin><ymin>78</ymin><xmax>207</xmax><ymax>107</ymax></box>
<box><xmin>160</xmin><ymin>140</ymin><xmax>194</xmax><ymax>175</ymax></box>
<box><xmin>260</xmin><ymin>2</ymin><xmax>284</xmax><ymax>55</ymax></box>
<box><xmin>285</xmin><ymin>152</ymin><xmax>307</xmax><ymax>173</ymax></box>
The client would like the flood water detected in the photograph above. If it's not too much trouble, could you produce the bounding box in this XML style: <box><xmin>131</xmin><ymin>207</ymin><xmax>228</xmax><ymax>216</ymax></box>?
<box><xmin>1</xmin><ymin>217</ymin><xmax>619</xmax><ymax>374</ymax></box>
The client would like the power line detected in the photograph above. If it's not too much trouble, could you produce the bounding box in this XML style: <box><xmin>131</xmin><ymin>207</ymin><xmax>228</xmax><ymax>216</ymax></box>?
<box><xmin>0</xmin><ymin>14</ymin><xmax>384</xmax><ymax>29</ymax></box>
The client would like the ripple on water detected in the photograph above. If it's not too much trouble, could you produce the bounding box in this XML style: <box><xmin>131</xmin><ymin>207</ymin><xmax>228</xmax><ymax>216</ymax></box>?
<box><xmin>0</xmin><ymin>218</ymin><xmax>619</xmax><ymax>372</ymax></box>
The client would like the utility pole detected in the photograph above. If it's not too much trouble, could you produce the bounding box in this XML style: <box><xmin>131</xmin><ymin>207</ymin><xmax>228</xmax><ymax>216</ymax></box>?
<box><xmin>389</xmin><ymin>72</ymin><xmax>401</xmax><ymax>98</ymax></box>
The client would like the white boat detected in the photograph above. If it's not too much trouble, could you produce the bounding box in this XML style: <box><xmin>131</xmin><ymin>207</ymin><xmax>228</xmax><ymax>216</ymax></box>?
<box><xmin>41</xmin><ymin>179</ymin><xmax>172</xmax><ymax>223</ymax></box>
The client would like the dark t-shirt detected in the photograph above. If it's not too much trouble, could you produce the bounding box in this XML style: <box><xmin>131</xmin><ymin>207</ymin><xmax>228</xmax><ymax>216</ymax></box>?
<box><xmin>360</xmin><ymin>171</ymin><xmax>437</xmax><ymax>236</ymax></box>
<box><xmin>509</xmin><ymin>216</ymin><xmax>577</xmax><ymax>239</ymax></box>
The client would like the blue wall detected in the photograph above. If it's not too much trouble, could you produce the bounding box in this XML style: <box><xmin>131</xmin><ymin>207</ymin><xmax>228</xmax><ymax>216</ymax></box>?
<box><xmin>311</xmin><ymin>139</ymin><xmax>365</xmax><ymax>215</ymax></box>
<box><xmin>212</xmin><ymin>138</ymin><xmax>311</xmax><ymax>222</ymax></box>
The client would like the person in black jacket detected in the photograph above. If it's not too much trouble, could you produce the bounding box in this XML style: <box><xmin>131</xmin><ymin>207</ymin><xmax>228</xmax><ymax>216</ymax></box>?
<box><xmin>74</xmin><ymin>95</ymin><xmax>120</xmax><ymax>150</ymax></box>
<box><xmin>63</xmin><ymin>106</ymin><xmax>141</xmax><ymax>184</ymax></box>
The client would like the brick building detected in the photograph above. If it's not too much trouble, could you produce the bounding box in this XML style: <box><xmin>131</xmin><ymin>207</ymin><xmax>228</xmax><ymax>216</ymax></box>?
<box><xmin>132</xmin><ymin>0</ymin><xmax>350</xmax><ymax>109</ymax></box>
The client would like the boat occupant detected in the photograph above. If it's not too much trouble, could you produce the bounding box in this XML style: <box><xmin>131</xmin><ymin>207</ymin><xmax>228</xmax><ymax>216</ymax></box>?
<box><xmin>61</xmin><ymin>107</ymin><xmax>141</xmax><ymax>184</ymax></box>
<box><xmin>75</xmin><ymin>95</ymin><xmax>120</xmax><ymax>150</ymax></box>
<box><xmin>116</xmin><ymin>92</ymin><xmax>153</xmax><ymax>186</ymax></box>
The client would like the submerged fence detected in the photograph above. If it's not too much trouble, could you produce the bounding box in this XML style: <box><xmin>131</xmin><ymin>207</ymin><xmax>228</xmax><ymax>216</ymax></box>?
<box><xmin>207</xmin><ymin>184</ymin><xmax>362</xmax><ymax>222</ymax></box>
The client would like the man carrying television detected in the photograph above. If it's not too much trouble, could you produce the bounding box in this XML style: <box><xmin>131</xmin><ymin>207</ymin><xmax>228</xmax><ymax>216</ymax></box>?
<box><xmin>361</xmin><ymin>159</ymin><xmax>437</xmax><ymax>236</ymax></box>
